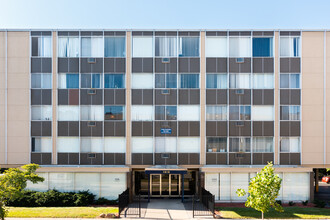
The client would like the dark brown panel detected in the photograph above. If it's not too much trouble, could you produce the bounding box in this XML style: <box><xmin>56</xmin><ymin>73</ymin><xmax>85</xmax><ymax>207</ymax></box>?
<box><xmin>80</xmin><ymin>153</ymin><xmax>102</xmax><ymax>165</ymax></box>
<box><xmin>229</xmin><ymin>58</ymin><xmax>251</xmax><ymax>73</ymax></box>
<box><xmin>80</xmin><ymin>89</ymin><xmax>92</xmax><ymax>105</ymax></box>
<box><xmin>290</xmin><ymin>121</ymin><xmax>301</xmax><ymax>136</ymax></box>
<box><xmin>280</xmin><ymin>58</ymin><xmax>290</xmax><ymax>73</ymax></box>
<box><xmin>206</xmin><ymin>153</ymin><xmax>227</xmax><ymax>165</ymax></box>
<box><xmin>42</xmin><ymin>89</ymin><xmax>52</xmax><ymax>105</ymax></box>
<box><xmin>217</xmin><ymin>153</ymin><xmax>227</xmax><ymax>165</ymax></box>
<box><xmin>290</xmin><ymin>58</ymin><xmax>301</xmax><ymax>73</ymax></box>
<box><xmin>132</xmin><ymin>58</ymin><xmax>142</xmax><ymax>73</ymax></box>
<box><xmin>280</xmin><ymin>121</ymin><xmax>290</xmax><ymax>136</ymax></box>
<box><xmin>154</xmin><ymin>121</ymin><xmax>177</xmax><ymax>136</ymax></box>
<box><xmin>154</xmin><ymin>89</ymin><xmax>165</xmax><ymax>105</ymax></box>
<box><xmin>217</xmin><ymin>89</ymin><xmax>227</xmax><ymax>104</ymax></box>
<box><xmin>229</xmin><ymin>58</ymin><xmax>239</xmax><ymax>73</ymax></box>
<box><xmin>31</xmin><ymin>121</ymin><xmax>42</xmax><ymax>136</ymax></box>
<box><xmin>115</xmin><ymin>58</ymin><xmax>126</xmax><ymax>73</ymax></box>
<box><xmin>68</xmin><ymin>58</ymin><xmax>79</xmax><ymax>73</ymax></box>
<box><xmin>58</xmin><ymin>121</ymin><xmax>69</xmax><ymax>136</ymax></box>
<box><xmin>206</xmin><ymin>89</ymin><xmax>216</xmax><ymax>105</ymax></box>
<box><xmin>263</xmin><ymin>153</ymin><xmax>274</xmax><ymax>164</ymax></box>
<box><xmin>80</xmin><ymin>58</ymin><xmax>103</xmax><ymax>73</ymax></box>
<box><xmin>178</xmin><ymin>122</ymin><xmax>189</xmax><ymax>136</ymax></box>
<box><xmin>104</xmin><ymin>153</ymin><xmax>115</xmax><ymax>165</ymax></box>
<box><xmin>280</xmin><ymin>90</ymin><xmax>290</xmax><ymax>105</ymax></box>
<box><xmin>142</xmin><ymin>153</ymin><xmax>153</xmax><ymax>165</ymax></box>
<box><xmin>114</xmin><ymin>153</ymin><xmax>125</xmax><ymax>165</ymax></box>
<box><xmin>253</xmin><ymin>58</ymin><xmax>263</xmax><ymax>73</ymax></box>
<box><xmin>178</xmin><ymin>153</ymin><xmax>188</xmax><ymax>165</ymax></box>
<box><xmin>217</xmin><ymin>121</ymin><xmax>227</xmax><ymax>136</ymax></box>
<box><xmin>80</xmin><ymin>121</ymin><xmax>92</xmax><ymax>136</ymax></box>
<box><xmin>253</xmin><ymin>89</ymin><xmax>263</xmax><ymax>105</ymax></box>
<box><xmin>291</xmin><ymin>89</ymin><xmax>301</xmax><ymax>105</ymax></box>
<box><xmin>206</xmin><ymin>121</ymin><xmax>216</xmax><ymax>136</ymax></box>
<box><xmin>104</xmin><ymin>58</ymin><xmax>126</xmax><ymax>73</ymax></box>
<box><xmin>190</xmin><ymin>58</ymin><xmax>200</xmax><ymax>72</ymax></box>
<box><xmin>42</xmin><ymin>121</ymin><xmax>52</xmax><ymax>136</ymax></box>
<box><xmin>189</xmin><ymin>153</ymin><xmax>200</xmax><ymax>164</ymax></box>
<box><xmin>229</xmin><ymin>121</ymin><xmax>240</xmax><ymax>136</ymax></box>
<box><xmin>31</xmin><ymin>58</ymin><xmax>41</xmax><ymax>73</ymax></box>
<box><xmin>206</xmin><ymin>153</ymin><xmax>216</xmax><ymax>165</ymax></box>
<box><xmin>206</xmin><ymin>58</ymin><xmax>216</xmax><ymax>73</ymax></box>
<box><xmin>41</xmin><ymin>153</ymin><xmax>52</xmax><ymax>165</ymax></box>
<box><xmin>58</xmin><ymin>89</ymin><xmax>68</xmax><ymax>105</ymax></box>
<box><xmin>165</xmin><ymin>89</ymin><xmax>177</xmax><ymax>105</ymax></box>
<box><xmin>69</xmin><ymin>89</ymin><xmax>79</xmax><ymax>105</ymax></box>
<box><xmin>68</xmin><ymin>121</ymin><xmax>79</xmax><ymax>136</ymax></box>
<box><xmin>31</xmin><ymin>89</ymin><xmax>42</xmax><ymax>105</ymax></box>
<box><xmin>229</xmin><ymin>153</ymin><xmax>251</xmax><ymax>165</ymax></box>
<box><xmin>155</xmin><ymin>58</ymin><xmax>177</xmax><ymax>73</ymax></box>
<box><xmin>142</xmin><ymin>58</ymin><xmax>153</xmax><ymax>73</ymax></box>
<box><xmin>263</xmin><ymin>58</ymin><xmax>274</xmax><ymax>73</ymax></box>
<box><xmin>253</xmin><ymin>153</ymin><xmax>263</xmax><ymax>165</ymax></box>
<box><xmin>41</xmin><ymin>58</ymin><xmax>52</xmax><ymax>73</ymax></box>
<box><xmin>58</xmin><ymin>58</ymin><xmax>68</xmax><ymax>73</ymax></box>
<box><xmin>57</xmin><ymin>153</ymin><xmax>68</xmax><ymax>165</ymax></box>
<box><xmin>68</xmin><ymin>153</ymin><xmax>79</xmax><ymax>164</ymax></box>
<box><xmin>132</xmin><ymin>89</ymin><xmax>143</xmax><ymax>105</ymax></box>
<box><xmin>264</xmin><ymin>89</ymin><xmax>274</xmax><ymax>105</ymax></box>
<box><xmin>155</xmin><ymin>153</ymin><xmax>177</xmax><ymax>165</ymax></box>
<box><xmin>143</xmin><ymin>122</ymin><xmax>153</xmax><ymax>136</ymax></box>
<box><xmin>179</xmin><ymin>58</ymin><xmax>189</xmax><ymax>72</ymax></box>
<box><xmin>229</xmin><ymin>90</ymin><xmax>239</xmax><ymax>104</ymax></box>
<box><xmin>104</xmin><ymin>89</ymin><xmax>115</xmax><ymax>105</ymax></box>
<box><xmin>115</xmin><ymin>89</ymin><xmax>126</xmax><ymax>105</ymax></box>
<box><xmin>241</xmin><ymin>90</ymin><xmax>251</xmax><ymax>105</ymax></box>
<box><xmin>290</xmin><ymin>153</ymin><xmax>301</xmax><ymax>165</ymax></box>
<box><xmin>253</xmin><ymin>121</ymin><xmax>262</xmax><ymax>136</ymax></box>
<box><xmin>91</xmin><ymin>89</ymin><xmax>103</xmax><ymax>105</ymax></box>
<box><xmin>253</xmin><ymin>153</ymin><xmax>274</xmax><ymax>165</ymax></box>
<box><xmin>132</xmin><ymin>122</ymin><xmax>142</xmax><ymax>136</ymax></box>
<box><xmin>104</xmin><ymin>121</ymin><xmax>114</xmax><ymax>136</ymax></box>
<box><xmin>143</xmin><ymin>89</ymin><xmax>153</xmax><ymax>105</ymax></box>
<box><xmin>263</xmin><ymin>121</ymin><xmax>274</xmax><ymax>136</ymax></box>
<box><xmin>240</xmin><ymin>121</ymin><xmax>251</xmax><ymax>136</ymax></box>
<box><xmin>91</xmin><ymin>122</ymin><xmax>103</xmax><ymax>137</ymax></box>
<box><xmin>131</xmin><ymin>153</ymin><xmax>142</xmax><ymax>165</ymax></box>
<box><xmin>190</xmin><ymin>121</ymin><xmax>200</xmax><ymax>136</ymax></box>
<box><xmin>31</xmin><ymin>153</ymin><xmax>41</xmax><ymax>164</ymax></box>
<box><xmin>179</xmin><ymin>89</ymin><xmax>189</xmax><ymax>104</ymax></box>
<box><xmin>217</xmin><ymin>58</ymin><xmax>228</xmax><ymax>73</ymax></box>
<box><xmin>280</xmin><ymin>153</ymin><xmax>290</xmax><ymax>165</ymax></box>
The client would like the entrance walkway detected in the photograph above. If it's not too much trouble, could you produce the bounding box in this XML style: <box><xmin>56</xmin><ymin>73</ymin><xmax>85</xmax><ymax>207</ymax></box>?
<box><xmin>144</xmin><ymin>199</ymin><xmax>191</xmax><ymax>219</ymax></box>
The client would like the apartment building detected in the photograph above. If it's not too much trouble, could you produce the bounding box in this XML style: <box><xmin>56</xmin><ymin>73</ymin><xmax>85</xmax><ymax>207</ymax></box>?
<box><xmin>0</xmin><ymin>30</ymin><xmax>328</xmax><ymax>202</ymax></box>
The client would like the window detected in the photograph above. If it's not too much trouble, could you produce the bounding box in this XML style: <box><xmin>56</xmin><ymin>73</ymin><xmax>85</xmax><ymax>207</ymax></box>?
<box><xmin>253</xmin><ymin>38</ymin><xmax>273</xmax><ymax>57</ymax></box>
<box><xmin>178</xmin><ymin>37</ymin><xmax>199</xmax><ymax>57</ymax></box>
<box><xmin>155</xmin><ymin>137</ymin><xmax>176</xmax><ymax>153</ymax></box>
<box><xmin>155</xmin><ymin>106</ymin><xmax>177</xmax><ymax>120</ymax></box>
<box><xmin>132</xmin><ymin>37</ymin><xmax>153</xmax><ymax>57</ymax></box>
<box><xmin>104</xmin><ymin>137</ymin><xmax>126</xmax><ymax>153</ymax></box>
<box><xmin>58</xmin><ymin>37</ymin><xmax>79</xmax><ymax>57</ymax></box>
<box><xmin>177</xmin><ymin>105</ymin><xmax>200</xmax><ymax>121</ymax></box>
<box><xmin>179</xmin><ymin>74</ymin><xmax>199</xmax><ymax>88</ymax></box>
<box><xmin>253</xmin><ymin>137</ymin><xmax>273</xmax><ymax>152</ymax></box>
<box><xmin>155</xmin><ymin>37</ymin><xmax>177</xmax><ymax>57</ymax></box>
<box><xmin>178</xmin><ymin>137</ymin><xmax>200</xmax><ymax>153</ymax></box>
<box><xmin>31</xmin><ymin>106</ymin><xmax>52</xmax><ymax>120</ymax></box>
<box><xmin>132</xmin><ymin>137</ymin><xmax>153</xmax><ymax>153</ymax></box>
<box><xmin>155</xmin><ymin>74</ymin><xmax>177</xmax><ymax>88</ymax></box>
<box><xmin>280</xmin><ymin>37</ymin><xmax>300</xmax><ymax>57</ymax></box>
<box><xmin>31</xmin><ymin>137</ymin><xmax>52</xmax><ymax>152</ymax></box>
<box><xmin>131</xmin><ymin>106</ymin><xmax>154</xmax><ymax>121</ymax></box>
<box><xmin>58</xmin><ymin>106</ymin><xmax>79</xmax><ymax>121</ymax></box>
<box><xmin>31</xmin><ymin>36</ymin><xmax>52</xmax><ymax>57</ymax></box>
<box><xmin>104</xmin><ymin>37</ymin><xmax>125</xmax><ymax>57</ymax></box>
<box><xmin>251</xmin><ymin>106</ymin><xmax>273</xmax><ymax>121</ymax></box>
<box><xmin>229</xmin><ymin>137</ymin><xmax>251</xmax><ymax>152</ymax></box>
<box><xmin>206</xmin><ymin>137</ymin><xmax>227</xmax><ymax>152</ymax></box>
<box><xmin>80</xmin><ymin>106</ymin><xmax>103</xmax><ymax>121</ymax></box>
<box><xmin>280</xmin><ymin>137</ymin><xmax>300</xmax><ymax>152</ymax></box>
<box><xmin>229</xmin><ymin>74</ymin><xmax>250</xmax><ymax>89</ymax></box>
<box><xmin>81</xmin><ymin>74</ymin><xmax>102</xmax><ymax>88</ymax></box>
<box><xmin>58</xmin><ymin>73</ymin><xmax>79</xmax><ymax>89</ymax></box>
<box><xmin>280</xmin><ymin>74</ymin><xmax>300</xmax><ymax>88</ymax></box>
<box><xmin>104</xmin><ymin>74</ymin><xmax>125</xmax><ymax>88</ymax></box>
<box><xmin>31</xmin><ymin>73</ymin><xmax>52</xmax><ymax>89</ymax></box>
<box><xmin>253</xmin><ymin>74</ymin><xmax>273</xmax><ymax>89</ymax></box>
<box><xmin>131</xmin><ymin>73</ymin><xmax>153</xmax><ymax>89</ymax></box>
<box><xmin>104</xmin><ymin>106</ymin><xmax>125</xmax><ymax>120</ymax></box>
<box><xmin>229</xmin><ymin>37</ymin><xmax>251</xmax><ymax>57</ymax></box>
<box><xmin>280</xmin><ymin>106</ymin><xmax>300</xmax><ymax>120</ymax></box>
<box><xmin>229</xmin><ymin>106</ymin><xmax>251</xmax><ymax>120</ymax></box>
<box><xmin>206</xmin><ymin>74</ymin><xmax>227</xmax><ymax>89</ymax></box>
<box><xmin>57</xmin><ymin>137</ymin><xmax>80</xmax><ymax>152</ymax></box>
<box><xmin>206</xmin><ymin>106</ymin><xmax>227</xmax><ymax>120</ymax></box>
<box><xmin>206</xmin><ymin>37</ymin><xmax>227</xmax><ymax>57</ymax></box>
<box><xmin>81</xmin><ymin>37</ymin><xmax>103</xmax><ymax>57</ymax></box>
<box><xmin>80</xmin><ymin>138</ymin><xmax>103</xmax><ymax>152</ymax></box>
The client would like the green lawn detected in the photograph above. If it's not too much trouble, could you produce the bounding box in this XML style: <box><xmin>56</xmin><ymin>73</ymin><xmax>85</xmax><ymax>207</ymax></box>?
<box><xmin>217</xmin><ymin>207</ymin><xmax>330</xmax><ymax>219</ymax></box>
<box><xmin>7</xmin><ymin>207</ymin><xmax>118</xmax><ymax>218</ymax></box>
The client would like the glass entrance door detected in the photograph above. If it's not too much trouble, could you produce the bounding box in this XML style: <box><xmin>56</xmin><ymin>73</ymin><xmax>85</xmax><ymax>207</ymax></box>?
<box><xmin>150</xmin><ymin>174</ymin><xmax>181</xmax><ymax>197</ymax></box>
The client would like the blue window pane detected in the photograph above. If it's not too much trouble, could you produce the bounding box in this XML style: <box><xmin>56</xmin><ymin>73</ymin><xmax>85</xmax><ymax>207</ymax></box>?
<box><xmin>180</xmin><ymin>74</ymin><xmax>199</xmax><ymax>88</ymax></box>
<box><xmin>290</xmin><ymin>74</ymin><xmax>300</xmax><ymax>88</ymax></box>
<box><xmin>92</xmin><ymin>74</ymin><xmax>101</xmax><ymax>88</ymax></box>
<box><xmin>293</xmin><ymin>38</ymin><xmax>299</xmax><ymax>57</ymax></box>
<box><xmin>155</xmin><ymin>74</ymin><xmax>165</xmax><ymax>88</ymax></box>
<box><xmin>166</xmin><ymin>74</ymin><xmax>177</xmax><ymax>88</ymax></box>
<box><xmin>104</xmin><ymin>74</ymin><xmax>124</xmax><ymax>88</ymax></box>
<box><xmin>253</xmin><ymin>38</ymin><xmax>273</xmax><ymax>57</ymax></box>
<box><xmin>104</xmin><ymin>37</ymin><xmax>126</xmax><ymax>57</ymax></box>
<box><xmin>179</xmin><ymin>37</ymin><xmax>199</xmax><ymax>57</ymax></box>
<box><xmin>66</xmin><ymin>74</ymin><xmax>79</xmax><ymax>88</ymax></box>
<box><xmin>104</xmin><ymin>106</ymin><xmax>124</xmax><ymax>120</ymax></box>
<box><xmin>206</xmin><ymin>74</ymin><xmax>227</xmax><ymax>89</ymax></box>
<box><xmin>166</xmin><ymin>106</ymin><xmax>177</xmax><ymax>120</ymax></box>
<box><xmin>81</xmin><ymin>74</ymin><xmax>91</xmax><ymax>88</ymax></box>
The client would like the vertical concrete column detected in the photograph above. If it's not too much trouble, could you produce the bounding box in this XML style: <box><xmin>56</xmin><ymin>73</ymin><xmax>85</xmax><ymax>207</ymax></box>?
<box><xmin>126</xmin><ymin>31</ymin><xmax>132</xmax><ymax>165</ymax></box>
<box><xmin>52</xmin><ymin>31</ymin><xmax>57</xmax><ymax>164</ymax></box>
<box><xmin>0</xmin><ymin>32</ymin><xmax>6</xmax><ymax>165</ymax></box>
<box><xmin>274</xmin><ymin>32</ymin><xmax>279</xmax><ymax>164</ymax></box>
<box><xmin>200</xmin><ymin>31</ymin><xmax>206</xmax><ymax>165</ymax></box>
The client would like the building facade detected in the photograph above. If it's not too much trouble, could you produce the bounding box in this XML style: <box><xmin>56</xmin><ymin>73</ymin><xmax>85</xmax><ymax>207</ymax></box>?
<box><xmin>0</xmin><ymin>30</ymin><xmax>329</xmax><ymax>201</ymax></box>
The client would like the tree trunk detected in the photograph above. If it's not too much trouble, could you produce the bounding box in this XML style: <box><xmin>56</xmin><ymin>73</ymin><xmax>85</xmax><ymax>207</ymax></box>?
<box><xmin>262</xmin><ymin>211</ymin><xmax>264</xmax><ymax>220</ymax></box>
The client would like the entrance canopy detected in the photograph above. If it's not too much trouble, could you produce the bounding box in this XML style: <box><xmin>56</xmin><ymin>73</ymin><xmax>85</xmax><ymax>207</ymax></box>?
<box><xmin>145</xmin><ymin>165</ymin><xmax>188</xmax><ymax>175</ymax></box>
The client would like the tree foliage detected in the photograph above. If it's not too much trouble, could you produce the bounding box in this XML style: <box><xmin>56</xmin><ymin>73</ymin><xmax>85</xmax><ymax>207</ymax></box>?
<box><xmin>236</xmin><ymin>162</ymin><xmax>283</xmax><ymax>219</ymax></box>
<box><xmin>0</xmin><ymin>164</ymin><xmax>44</xmax><ymax>220</ymax></box>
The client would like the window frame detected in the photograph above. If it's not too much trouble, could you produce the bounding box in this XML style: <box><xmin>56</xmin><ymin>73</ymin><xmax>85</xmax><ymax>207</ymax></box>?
<box><xmin>229</xmin><ymin>137</ymin><xmax>251</xmax><ymax>153</ymax></box>
<box><xmin>252</xmin><ymin>37</ymin><xmax>274</xmax><ymax>57</ymax></box>
<box><xmin>280</xmin><ymin>105</ymin><xmax>301</xmax><ymax>121</ymax></box>
<box><xmin>280</xmin><ymin>73</ymin><xmax>301</xmax><ymax>89</ymax></box>
<box><xmin>280</xmin><ymin>36</ymin><xmax>301</xmax><ymax>57</ymax></box>
<box><xmin>229</xmin><ymin>105</ymin><xmax>251</xmax><ymax>121</ymax></box>
<box><xmin>206</xmin><ymin>137</ymin><xmax>228</xmax><ymax>153</ymax></box>
<box><xmin>155</xmin><ymin>105</ymin><xmax>177</xmax><ymax>121</ymax></box>
<box><xmin>104</xmin><ymin>105</ymin><xmax>125</xmax><ymax>121</ymax></box>
<box><xmin>206</xmin><ymin>105</ymin><xmax>227</xmax><ymax>121</ymax></box>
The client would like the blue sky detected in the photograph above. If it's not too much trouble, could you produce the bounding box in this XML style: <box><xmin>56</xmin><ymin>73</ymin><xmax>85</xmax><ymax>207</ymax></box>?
<box><xmin>0</xmin><ymin>0</ymin><xmax>330</xmax><ymax>29</ymax></box>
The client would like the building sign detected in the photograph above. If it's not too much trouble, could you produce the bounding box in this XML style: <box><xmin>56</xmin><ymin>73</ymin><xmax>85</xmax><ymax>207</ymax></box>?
<box><xmin>160</xmin><ymin>128</ymin><xmax>172</xmax><ymax>134</ymax></box>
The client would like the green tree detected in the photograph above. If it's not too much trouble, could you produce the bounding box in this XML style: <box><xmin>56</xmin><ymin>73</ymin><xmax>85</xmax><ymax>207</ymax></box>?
<box><xmin>0</xmin><ymin>164</ymin><xmax>44</xmax><ymax>220</ymax></box>
<box><xmin>236</xmin><ymin>162</ymin><xmax>283</xmax><ymax>219</ymax></box>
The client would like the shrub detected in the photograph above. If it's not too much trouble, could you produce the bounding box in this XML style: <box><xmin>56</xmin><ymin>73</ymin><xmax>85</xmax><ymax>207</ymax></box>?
<box><xmin>94</xmin><ymin>197</ymin><xmax>118</xmax><ymax>205</ymax></box>
<box><xmin>288</xmin><ymin>201</ymin><xmax>295</xmax><ymax>206</ymax></box>
<box><xmin>302</xmin><ymin>200</ymin><xmax>308</xmax><ymax>206</ymax></box>
<box><xmin>313</xmin><ymin>199</ymin><xmax>326</xmax><ymax>208</ymax></box>
<box><xmin>73</xmin><ymin>190</ymin><xmax>95</xmax><ymax>206</ymax></box>
<box><xmin>275</xmin><ymin>200</ymin><xmax>282</xmax><ymax>205</ymax></box>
